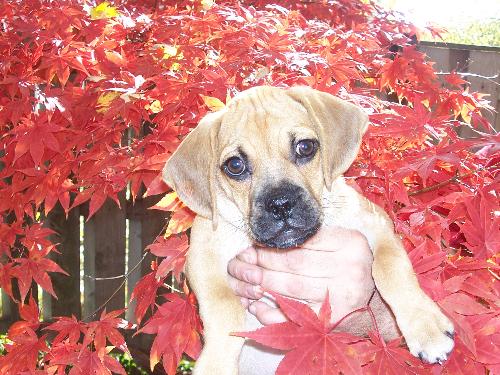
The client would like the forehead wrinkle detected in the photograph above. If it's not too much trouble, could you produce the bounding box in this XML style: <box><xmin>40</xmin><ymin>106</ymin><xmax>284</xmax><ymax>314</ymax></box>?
<box><xmin>218</xmin><ymin>111</ymin><xmax>266</xmax><ymax>163</ymax></box>
<box><xmin>232</xmin><ymin>88</ymin><xmax>295</xmax><ymax>124</ymax></box>
<box><xmin>218</xmin><ymin>89</ymin><xmax>311</xmax><ymax>169</ymax></box>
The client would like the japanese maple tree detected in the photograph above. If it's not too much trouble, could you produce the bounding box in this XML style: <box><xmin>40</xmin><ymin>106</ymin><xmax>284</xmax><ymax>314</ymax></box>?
<box><xmin>0</xmin><ymin>0</ymin><xmax>498</xmax><ymax>374</ymax></box>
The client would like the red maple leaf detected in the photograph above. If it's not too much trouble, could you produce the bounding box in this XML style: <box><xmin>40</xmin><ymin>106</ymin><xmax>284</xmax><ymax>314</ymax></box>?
<box><xmin>8</xmin><ymin>296</ymin><xmax>41</xmax><ymax>338</ymax></box>
<box><xmin>443</xmin><ymin>71</ymin><xmax>468</xmax><ymax>87</ymax></box>
<box><xmin>235</xmin><ymin>292</ymin><xmax>365</xmax><ymax>375</ymax></box>
<box><xmin>69</xmin><ymin>349</ymin><xmax>126</xmax><ymax>375</ymax></box>
<box><xmin>0</xmin><ymin>328</ymin><xmax>49</xmax><ymax>374</ymax></box>
<box><xmin>82</xmin><ymin>309</ymin><xmax>131</xmax><ymax>355</ymax></box>
<box><xmin>148</xmin><ymin>234</ymin><xmax>189</xmax><ymax>280</ymax></box>
<box><xmin>45</xmin><ymin>315</ymin><xmax>86</xmax><ymax>346</ymax></box>
<box><xmin>11</xmin><ymin>118</ymin><xmax>63</xmax><ymax>166</ymax></box>
<box><xmin>130</xmin><ymin>270</ymin><xmax>165</xmax><ymax>324</ymax></box>
<box><xmin>50</xmin><ymin>345</ymin><xmax>126</xmax><ymax>375</ymax></box>
<box><xmin>0</xmin><ymin>262</ymin><xmax>15</xmax><ymax>299</ymax></box>
<box><xmin>460</xmin><ymin>191</ymin><xmax>500</xmax><ymax>258</ymax></box>
<box><xmin>11</xmin><ymin>244</ymin><xmax>67</xmax><ymax>301</ymax></box>
<box><xmin>357</xmin><ymin>330</ymin><xmax>427</xmax><ymax>375</ymax></box>
<box><xmin>151</xmin><ymin>192</ymin><xmax>195</xmax><ymax>236</ymax></box>
<box><xmin>140</xmin><ymin>293</ymin><xmax>202</xmax><ymax>374</ymax></box>
<box><xmin>167</xmin><ymin>208</ymin><xmax>195</xmax><ymax>237</ymax></box>
<box><xmin>441</xmin><ymin>339</ymin><xmax>486</xmax><ymax>374</ymax></box>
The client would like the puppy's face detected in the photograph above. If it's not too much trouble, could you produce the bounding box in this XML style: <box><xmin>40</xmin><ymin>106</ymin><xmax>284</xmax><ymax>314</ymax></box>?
<box><xmin>216</xmin><ymin>95</ymin><xmax>323</xmax><ymax>247</ymax></box>
<box><xmin>163</xmin><ymin>86</ymin><xmax>368</xmax><ymax>248</ymax></box>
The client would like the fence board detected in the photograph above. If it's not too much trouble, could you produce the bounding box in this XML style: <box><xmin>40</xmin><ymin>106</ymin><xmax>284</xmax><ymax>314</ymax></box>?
<box><xmin>83</xmin><ymin>208</ymin><xmax>96</xmax><ymax>318</ymax></box>
<box><xmin>127</xmin><ymin>216</ymin><xmax>142</xmax><ymax>322</ymax></box>
<box><xmin>0</xmin><ymin>213</ymin><xmax>20</xmax><ymax>331</ymax></box>
<box><xmin>126</xmin><ymin>195</ymin><xmax>166</xmax><ymax>321</ymax></box>
<box><xmin>83</xmin><ymin>197</ymin><xmax>126</xmax><ymax>319</ymax></box>
<box><xmin>44</xmin><ymin>203</ymin><xmax>81</xmax><ymax>319</ymax></box>
<box><xmin>419</xmin><ymin>42</ymin><xmax>500</xmax><ymax>136</ymax></box>
<box><xmin>468</xmin><ymin>50</ymin><xmax>500</xmax><ymax>131</ymax></box>
<box><xmin>0</xmin><ymin>290</ymin><xmax>16</xmax><ymax>332</ymax></box>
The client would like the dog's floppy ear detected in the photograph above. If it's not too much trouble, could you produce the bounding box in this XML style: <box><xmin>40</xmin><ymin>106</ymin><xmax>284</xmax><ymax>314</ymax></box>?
<box><xmin>286</xmin><ymin>86</ymin><xmax>368</xmax><ymax>189</ymax></box>
<box><xmin>162</xmin><ymin>111</ymin><xmax>223</xmax><ymax>222</ymax></box>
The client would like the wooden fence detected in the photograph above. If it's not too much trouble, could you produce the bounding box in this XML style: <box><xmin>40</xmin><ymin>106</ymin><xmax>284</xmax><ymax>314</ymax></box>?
<box><xmin>0</xmin><ymin>193</ymin><xmax>168</xmax><ymax>364</ymax></box>
<box><xmin>0</xmin><ymin>194</ymin><xmax>167</xmax><ymax>325</ymax></box>
<box><xmin>0</xmin><ymin>40</ymin><xmax>498</xmax><ymax>358</ymax></box>
<box><xmin>419</xmin><ymin>41</ymin><xmax>500</xmax><ymax>132</ymax></box>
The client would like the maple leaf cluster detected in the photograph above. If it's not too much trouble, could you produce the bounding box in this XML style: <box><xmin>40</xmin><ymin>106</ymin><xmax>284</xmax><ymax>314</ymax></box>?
<box><xmin>0</xmin><ymin>296</ymin><xmax>131</xmax><ymax>374</ymax></box>
<box><xmin>0</xmin><ymin>0</ymin><xmax>498</xmax><ymax>374</ymax></box>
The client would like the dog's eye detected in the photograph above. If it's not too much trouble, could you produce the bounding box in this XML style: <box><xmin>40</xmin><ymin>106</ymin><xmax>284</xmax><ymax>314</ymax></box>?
<box><xmin>223</xmin><ymin>157</ymin><xmax>246</xmax><ymax>177</ymax></box>
<box><xmin>295</xmin><ymin>139</ymin><xmax>317</xmax><ymax>159</ymax></box>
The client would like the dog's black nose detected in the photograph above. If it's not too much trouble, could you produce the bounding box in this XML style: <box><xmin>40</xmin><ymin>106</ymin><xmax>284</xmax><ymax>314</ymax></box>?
<box><xmin>251</xmin><ymin>181</ymin><xmax>321</xmax><ymax>248</ymax></box>
<box><xmin>265</xmin><ymin>194</ymin><xmax>295</xmax><ymax>220</ymax></box>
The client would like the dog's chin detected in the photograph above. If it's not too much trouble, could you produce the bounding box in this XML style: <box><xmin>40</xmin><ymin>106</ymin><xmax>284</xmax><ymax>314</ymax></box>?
<box><xmin>254</xmin><ymin>224</ymin><xmax>320</xmax><ymax>249</ymax></box>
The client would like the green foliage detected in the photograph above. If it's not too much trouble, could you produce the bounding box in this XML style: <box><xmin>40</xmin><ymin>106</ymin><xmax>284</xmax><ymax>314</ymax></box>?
<box><xmin>176</xmin><ymin>358</ymin><xmax>195</xmax><ymax>374</ymax></box>
<box><xmin>435</xmin><ymin>18</ymin><xmax>500</xmax><ymax>47</ymax></box>
<box><xmin>0</xmin><ymin>334</ymin><xmax>10</xmax><ymax>355</ymax></box>
<box><xmin>111</xmin><ymin>352</ymin><xmax>194</xmax><ymax>374</ymax></box>
<box><xmin>113</xmin><ymin>352</ymin><xmax>148</xmax><ymax>375</ymax></box>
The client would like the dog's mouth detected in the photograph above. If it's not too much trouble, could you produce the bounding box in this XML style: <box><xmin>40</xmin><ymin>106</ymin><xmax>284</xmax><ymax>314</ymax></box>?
<box><xmin>249</xmin><ymin>180</ymin><xmax>322</xmax><ymax>249</ymax></box>
<box><xmin>254</xmin><ymin>222</ymin><xmax>320</xmax><ymax>249</ymax></box>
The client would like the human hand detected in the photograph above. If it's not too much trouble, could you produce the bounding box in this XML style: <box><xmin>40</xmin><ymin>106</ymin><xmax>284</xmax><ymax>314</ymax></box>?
<box><xmin>227</xmin><ymin>226</ymin><xmax>375</xmax><ymax>325</ymax></box>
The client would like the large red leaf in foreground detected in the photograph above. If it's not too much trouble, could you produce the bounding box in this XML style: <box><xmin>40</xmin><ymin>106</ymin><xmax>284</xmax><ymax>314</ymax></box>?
<box><xmin>235</xmin><ymin>293</ymin><xmax>364</xmax><ymax>375</ymax></box>
<box><xmin>357</xmin><ymin>331</ymin><xmax>427</xmax><ymax>375</ymax></box>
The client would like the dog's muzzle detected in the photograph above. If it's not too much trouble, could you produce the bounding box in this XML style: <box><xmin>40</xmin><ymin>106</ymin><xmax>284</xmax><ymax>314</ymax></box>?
<box><xmin>250</xmin><ymin>181</ymin><xmax>321</xmax><ymax>248</ymax></box>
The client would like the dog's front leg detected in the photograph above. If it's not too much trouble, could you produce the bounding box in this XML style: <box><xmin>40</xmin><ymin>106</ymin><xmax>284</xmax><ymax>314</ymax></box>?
<box><xmin>187</xmin><ymin>216</ymin><xmax>247</xmax><ymax>375</ymax></box>
<box><xmin>369</xmin><ymin>225</ymin><xmax>455</xmax><ymax>364</ymax></box>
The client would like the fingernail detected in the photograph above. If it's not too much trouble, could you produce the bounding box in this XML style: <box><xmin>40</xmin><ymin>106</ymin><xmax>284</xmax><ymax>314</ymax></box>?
<box><xmin>254</xmin><ymin>285</ymin><xmax>263</xmax><ymax>297</ymax></box>
<box><xmin>249</xmin><ymin>303</ymin><xmax>257</xmax><ymax>314</ymax></box>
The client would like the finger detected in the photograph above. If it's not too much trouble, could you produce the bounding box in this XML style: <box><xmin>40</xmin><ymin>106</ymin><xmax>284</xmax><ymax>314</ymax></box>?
<box><xmin>240</xmin><ymin>297</ymin><xmax>250</xmax><ymax>308</ymax></box>
<box><xmin>255</xmin><ymin>248</ymin><xmax>364</xmax><ymax>278</ymax></box>
<box><xmin>302</xmin><ymin>227</ymin><xmax>369</xmax><ymax>251</ymax></box>
<box><xmin>255</xmin><ymin>236</ymin><xmax>372</xmax><ymax>277</ymax></box>
<box><xmin>237</xmin><ymin>247</ymin><xmax>258</xmax><ymax>264</ymax></box>
<box><xmin>255</xmin><ymin>248</ymin><xmax>322</xmax><ymax>276</ymax></box>
<box><xmin>260</xmin><ymin>270</ymin><xmax>328</xmax><ymax>301</ymax></box>
<box><xmin>228</xmin><ymin>276</ymin><xmax>264</xmax><ymax>299</ymax></box>
<box><xmin>249</xmin><ymin>301</ymin><xmax>287</xmax><ymax>325</ymax></box>
<box><xmin>227</xmin><ymin>257</ymin><xmax>263</xmax><ymax>285</ymax></box>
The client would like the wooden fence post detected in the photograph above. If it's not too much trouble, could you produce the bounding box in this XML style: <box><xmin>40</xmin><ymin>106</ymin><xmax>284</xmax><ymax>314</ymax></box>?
<box><xmin>83</xmin><ymin>196</ymin><xmax>126</xmax><ymax>319</ymax></box>
<box><xmin>126</xmin><ymin>197</ymin><xmax>167</xmax><ymax>313</ymax></box>
<box><xmin>44</xmin><ymin>203</ymin><xmax>81</xmax><ymax>319</ymax></box>
<box><xmin>126</xmin><ymin>194</ymin><xmax>167</xmax><ymax>355</ymax></box>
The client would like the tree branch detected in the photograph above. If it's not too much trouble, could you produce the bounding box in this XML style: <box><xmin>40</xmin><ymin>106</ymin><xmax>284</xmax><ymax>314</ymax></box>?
<box><xmin>408</xmin><ymin>163</ymin><xmax>497</xmax><ymax>196</ymax></box>
<box><xmin>436</xmin><ymin>71</ymin><xmax>500</xmax><ymax>86</ymax></box>
<box><xmin>408</xmin><ymin>173</ymin><xmax>467</xmax><ymax>196</ymax></box>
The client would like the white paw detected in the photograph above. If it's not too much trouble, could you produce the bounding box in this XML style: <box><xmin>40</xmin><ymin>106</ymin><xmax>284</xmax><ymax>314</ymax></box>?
<box><xmin>400</xmin><ymin>302</ymin><xmax>455</xmax><ymax>364</ymax></box>
<box><xmin>408</xmin><ymin>328</ymin><xmax>454</xmax><ymax>364</ymax></box>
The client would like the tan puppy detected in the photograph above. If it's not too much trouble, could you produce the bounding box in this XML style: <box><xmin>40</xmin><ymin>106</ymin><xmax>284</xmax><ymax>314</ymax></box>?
<box><xmin>163</xmin><ymin>86</ymin><xmax>454</xmax><ymax>375</ymax></box>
